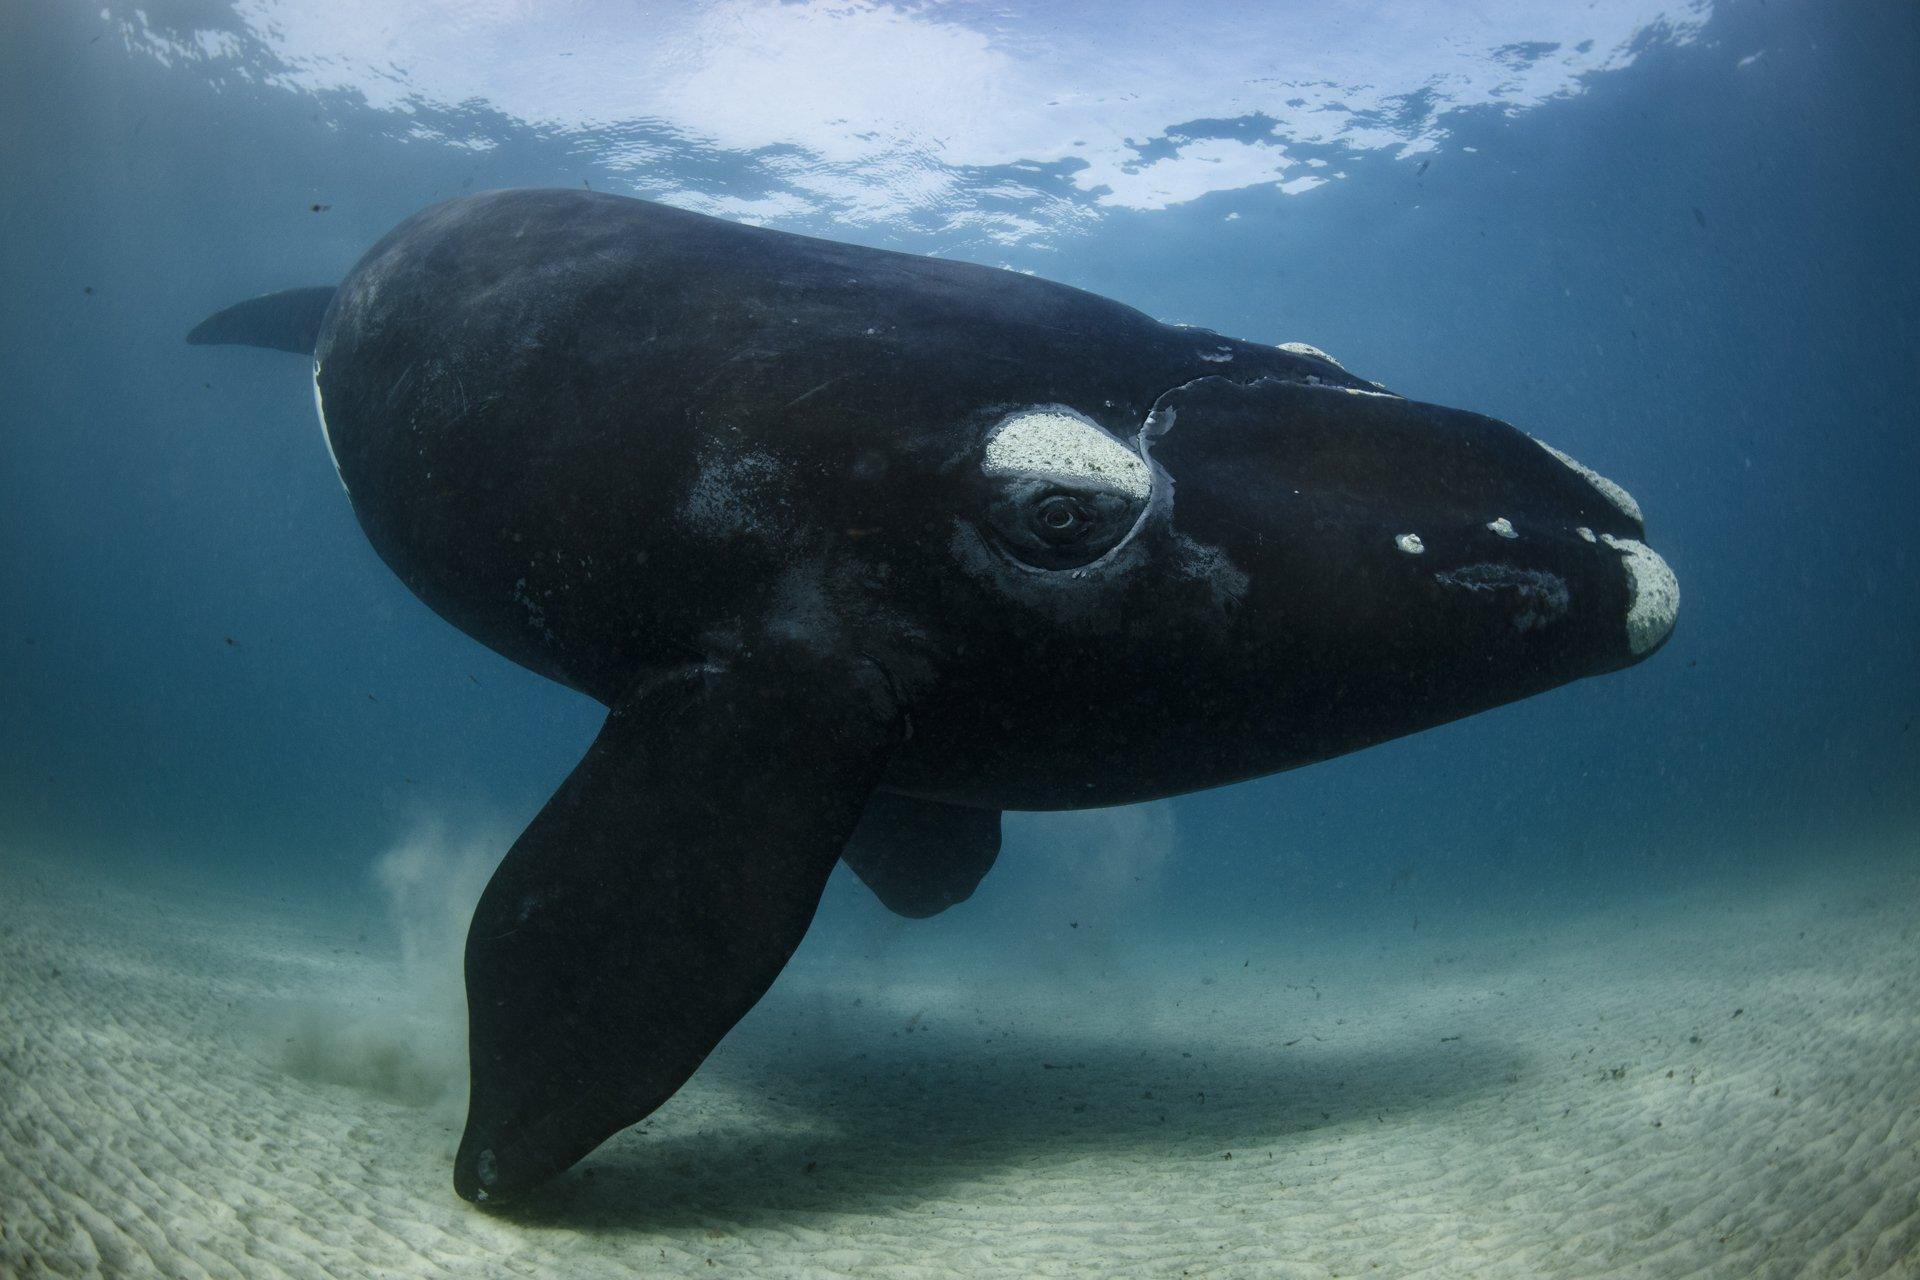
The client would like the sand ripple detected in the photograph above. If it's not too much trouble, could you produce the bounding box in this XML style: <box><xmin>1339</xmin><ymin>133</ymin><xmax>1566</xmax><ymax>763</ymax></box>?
<box><xmin>2</xmin><ymin>854</ymin><xmax>1915</xmax><ymax>1278</ymax></box>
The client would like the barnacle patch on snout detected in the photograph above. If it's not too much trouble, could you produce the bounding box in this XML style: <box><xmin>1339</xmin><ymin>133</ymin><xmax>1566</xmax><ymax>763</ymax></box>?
<box><xmin>1601</xmin><ymin>535</ymin><xmax>1680</xmax><ymax>655</ymax></box>
<box><xmin>1533</xmin><ymin>438</ymin><xmax>1643</xmax><ymax>526</ymax></box>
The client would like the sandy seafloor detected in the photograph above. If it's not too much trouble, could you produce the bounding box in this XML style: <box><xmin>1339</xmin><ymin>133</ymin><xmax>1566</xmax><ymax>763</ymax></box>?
<box><xmin>2</xmin><ymin>844</ymin><xmax>1916</xmax><ymax>1280</ymax></box>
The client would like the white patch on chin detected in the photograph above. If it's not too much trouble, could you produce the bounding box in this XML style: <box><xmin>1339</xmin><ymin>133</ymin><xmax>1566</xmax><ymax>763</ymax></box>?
<box><xmin>1602</xmin><ymin>534</ymin><xmax>1679</xmax><ymax>655</ymax></box>
<box><xmin>983</xmin><ymin>407</ymin><xmax>1151</xmax><ymax>501</ymax></box>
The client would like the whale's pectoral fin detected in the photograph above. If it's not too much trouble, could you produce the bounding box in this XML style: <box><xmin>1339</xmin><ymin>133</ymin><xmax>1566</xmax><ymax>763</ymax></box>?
<box><xmin>841</xmin><ymin>792</ymin><xmax>1002</xmax><ymax>918</ymax></box>
<box><xmin>454</xmin><ymin>654</ymin><xmax>903</xmax><ymax>1205</ymax></box>
<box><xmin>185</xmin><ymin>286</ymin><xmax>338</xmax><ymax>354</ymax></box>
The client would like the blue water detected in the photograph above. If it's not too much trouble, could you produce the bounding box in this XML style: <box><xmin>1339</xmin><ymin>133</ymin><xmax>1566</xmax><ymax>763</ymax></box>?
<box><xmin>1</xmin><ymin>0</ymin><xmax>1916</xmax><ymax>1263</ymax></box>
<box><xmin>6</xmin><ymin>0</ymin><xmax>1913</xmax><ymax>912</ymax></box>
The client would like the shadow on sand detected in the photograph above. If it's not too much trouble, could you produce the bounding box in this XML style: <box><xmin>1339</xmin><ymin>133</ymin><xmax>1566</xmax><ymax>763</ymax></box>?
<box><xmin>482</xmin><ymin>998</ymin><xmax>1516</xmax><ymax>1232</ymax></box>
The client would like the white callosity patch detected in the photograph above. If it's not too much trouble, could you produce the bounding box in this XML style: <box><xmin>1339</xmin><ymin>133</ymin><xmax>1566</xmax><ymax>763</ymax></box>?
<box><xmin>1277</xmin><ymin>341</ymin><xmax>1343</xmax><ymax>368</ymax></box>
<box><xmin>1395</xmin><ymin>534</ymin><xmax>1426</xmax><ymax>555</ymax></box>
<box><xmin>312</xmin><ymin>360</ymin><xmax>348</xmax><ymax>495</ymax></box>
<box><xmin>1534</xmin><ymin>439</ymin><xmax>1643</xmax><ymax>526</ymax></box>
<box><xmin>1576</xmin><ymin>527</ymin><xmax>1598</xmax><ymax>543</ymax></box>
<box><xmin>983</xmin><ymin>409</ymin><xmax>1151</xmax><ymax>501</ymax></box>
<box><xmin>1602</xmin><ymin>534</ymin><xmax>1680</xmax><ymax>655</ymax></box>
<box><xmin>1487</xmin><ymin>517</ymin><xmax>1517</xmax><ymax>539</ymax></box>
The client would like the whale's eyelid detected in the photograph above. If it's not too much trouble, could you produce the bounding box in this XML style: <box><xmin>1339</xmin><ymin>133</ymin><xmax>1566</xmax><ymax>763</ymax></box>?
<box><xmin>982</xmin><ymin>408</ymin><xmax>1151</xmax><ymax>502</ymax></box>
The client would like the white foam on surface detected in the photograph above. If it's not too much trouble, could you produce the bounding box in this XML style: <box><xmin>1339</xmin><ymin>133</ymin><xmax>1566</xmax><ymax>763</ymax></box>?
<box><xmin>983</xmin><ymin>408</ymin><xmax>1151</xmax><ymax>501</ymax></box>
<box><xmin>113</xmin><ymin>2</ymin><xmax>1713</xmax><ymax>230</ymax></box>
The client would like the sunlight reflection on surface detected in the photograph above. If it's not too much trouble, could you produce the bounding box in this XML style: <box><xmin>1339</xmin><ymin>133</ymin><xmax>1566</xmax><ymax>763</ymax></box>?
<box><xmin>111</xmin><ymin>0</ymin><xmax>1712</xmax><ymax>237</ymax></box>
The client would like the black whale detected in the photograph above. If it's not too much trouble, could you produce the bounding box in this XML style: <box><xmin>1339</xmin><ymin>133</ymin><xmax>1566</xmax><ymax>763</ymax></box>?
<box><xmin>190</xmin><ymin>188</ymin><xmax>1677</xmax><ymax>1202</ymax></box>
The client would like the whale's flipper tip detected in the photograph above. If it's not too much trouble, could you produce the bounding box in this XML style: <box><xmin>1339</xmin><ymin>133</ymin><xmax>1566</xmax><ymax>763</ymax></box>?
<box><xmin>186</xmin><ymin>285</ymin><xmax>338</xmax><ymax>354</ymax></box>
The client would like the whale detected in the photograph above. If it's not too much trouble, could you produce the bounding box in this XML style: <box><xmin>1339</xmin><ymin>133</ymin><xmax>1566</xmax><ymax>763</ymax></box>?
<box><xmin>188</xmin><ymin>187</ymin><xmax>1677</xmax><ymax>1203</ymax></box>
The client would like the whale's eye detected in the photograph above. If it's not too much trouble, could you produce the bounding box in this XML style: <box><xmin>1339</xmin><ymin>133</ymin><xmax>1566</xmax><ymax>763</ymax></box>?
<box><xmin>1036</xmin><ymin>495</ymin><xmax>1087</xmax><ymax>538</ymax></box>
<box><xmin>979</xmin><ymin>407</ymin><xmax>1152</xmax><ymax>570</ymax></box>
<box><xmin>985</xmin><ymin>482</ymin><xmax>1142</xmax><ymax>570</ymax></box>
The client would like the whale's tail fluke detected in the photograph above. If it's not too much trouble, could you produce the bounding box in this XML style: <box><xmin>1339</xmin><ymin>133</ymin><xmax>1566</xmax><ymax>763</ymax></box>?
<box><xmin>186</xmin><ymin>286</ymin><xmax>337</xmax><ymax>354</ymax></box>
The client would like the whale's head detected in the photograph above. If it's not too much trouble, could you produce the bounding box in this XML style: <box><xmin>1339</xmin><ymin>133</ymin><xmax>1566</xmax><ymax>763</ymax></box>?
<box><xmin>945</xmin><ymin>362</ymin><xmax>1676</xmax><ymax>805</ymax></box>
